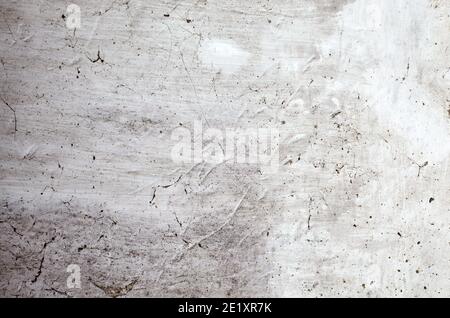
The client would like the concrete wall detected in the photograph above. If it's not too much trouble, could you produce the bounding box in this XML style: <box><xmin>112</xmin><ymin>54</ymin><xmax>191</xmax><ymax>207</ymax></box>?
<box><xmin>1</xmin><ymin>0</ymin><xmax>449</xmax><ymax>297</ymax></box>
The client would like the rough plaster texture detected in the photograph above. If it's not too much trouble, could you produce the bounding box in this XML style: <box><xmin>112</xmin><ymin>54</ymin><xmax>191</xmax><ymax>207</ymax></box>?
<box><xmin>1</xmin><ymin>0</ymin><xmax>450</xmax><ymax>297</ymax></box>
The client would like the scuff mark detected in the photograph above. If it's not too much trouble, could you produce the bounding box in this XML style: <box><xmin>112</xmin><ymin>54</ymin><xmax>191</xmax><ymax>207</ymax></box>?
<box><xmin>90</xmin><ymin>278</ymin><xmax>138</xmax><ymax>298</ymax></box>
<box><xmin>1</xmin><ymin>95</ymin><xmax>17</xmax><ymax>134</ymax></box>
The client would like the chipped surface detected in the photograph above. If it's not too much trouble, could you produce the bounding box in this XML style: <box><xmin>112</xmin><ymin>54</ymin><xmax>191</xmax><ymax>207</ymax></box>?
<box><xmin>1</xmin><ymin>0</ymin><xmax>450</xmax><ymax>297</ymax></box>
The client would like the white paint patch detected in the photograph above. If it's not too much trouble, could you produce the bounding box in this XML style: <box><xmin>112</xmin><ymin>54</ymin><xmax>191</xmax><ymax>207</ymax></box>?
<box><xmin>370</xmin><ymin>81</ymin><xmax>450</xmax><ymax>162</ymax></box>
<box><xmin>198</xmin><ymin>39</ymin><xmax>250</xmax><ymax>75</ymax></box>
<box><xmin>331</xmin><ymin>0</ymin><xmax>450</xmax><ymax>162</ymax></box>
<box><xmin>266</xmin><ymin>0</ymin><xmax>450</xmax><ymax>298</ymax></box>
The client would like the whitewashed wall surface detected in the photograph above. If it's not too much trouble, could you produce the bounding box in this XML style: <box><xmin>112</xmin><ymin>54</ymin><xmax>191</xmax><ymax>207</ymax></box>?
<box><xmin>1</xmin><ymin>0</ymin><xmax>450</xmax><ymax>298</ymax></box>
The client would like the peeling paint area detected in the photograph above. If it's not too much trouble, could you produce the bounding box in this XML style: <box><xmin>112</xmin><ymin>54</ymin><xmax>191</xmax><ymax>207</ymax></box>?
<box><xmin>0</xmin><ymin>0</ymin><xmax>450</xmax><ymax>297</ymax></box>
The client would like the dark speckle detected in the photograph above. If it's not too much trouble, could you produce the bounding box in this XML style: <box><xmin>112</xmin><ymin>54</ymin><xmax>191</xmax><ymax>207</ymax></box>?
<box><xmin>429</xmin><ymin>197</ymin><xmax>434</xmax><ymax>203</ymax></box>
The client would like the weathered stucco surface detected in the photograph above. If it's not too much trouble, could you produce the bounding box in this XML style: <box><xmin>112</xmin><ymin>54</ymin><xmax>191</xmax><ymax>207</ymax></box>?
<box><xmin>1</xmin><ymin>0</ymin><xmax>450</xmax><ymax>297</ymax></box>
